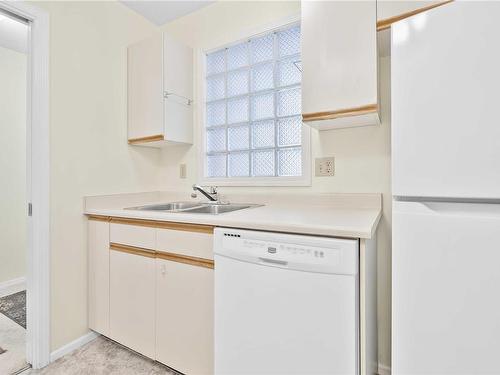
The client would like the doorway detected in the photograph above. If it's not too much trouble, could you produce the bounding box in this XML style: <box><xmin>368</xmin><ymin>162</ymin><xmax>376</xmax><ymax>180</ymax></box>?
<box><xmin>0</xmin><ymin>2</ymin><xmax>50</xmax><ymax>372</ymax></box>
<box><xmin>0</xmin><ymin>9</ymin><xmax>29</xmax><ymax>374</ymax></box>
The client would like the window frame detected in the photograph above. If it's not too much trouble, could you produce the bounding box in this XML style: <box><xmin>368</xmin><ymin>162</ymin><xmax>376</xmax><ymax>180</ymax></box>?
<box><xmin>197</xmin><ymin>16</ymin><xmax>311</xmax><ymax>187</ymax></box>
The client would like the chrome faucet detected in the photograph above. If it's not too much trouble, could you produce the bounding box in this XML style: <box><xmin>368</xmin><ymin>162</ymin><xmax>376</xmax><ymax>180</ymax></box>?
<box><xmin>191</xmin><ymin>184</ymin><xmax>218</xmax><ymax>202</ymax></box>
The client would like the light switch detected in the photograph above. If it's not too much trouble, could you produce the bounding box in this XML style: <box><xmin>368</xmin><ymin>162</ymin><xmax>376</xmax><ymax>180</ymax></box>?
<box><xmin>179</xmin><ymin>163</ymin><xmax>187</xmax><ymax>179</ymax></box>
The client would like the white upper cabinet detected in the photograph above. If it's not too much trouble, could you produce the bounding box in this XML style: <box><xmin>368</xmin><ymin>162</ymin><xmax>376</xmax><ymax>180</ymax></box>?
<box><xmin>128</xmin><ymin>32</ymin><xmax>193</xmax><ymax>147</ymax></box>
<box><xmin>301</xmin><ymin>1</ymin><xmax>380</xmax><ymax>130</ymax></box>
<box><xmin>377</xmin><ymin>1</ymin><xmax>444</xmax><ymax>29</ymax></box>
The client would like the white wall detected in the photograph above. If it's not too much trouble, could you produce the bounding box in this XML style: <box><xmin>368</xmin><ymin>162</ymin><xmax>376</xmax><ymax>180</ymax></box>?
<box><xmin>34</xmin><ymin>1</ymin><xmax>161</xmax><ymax>351</ymax></box>
<box><xmin>0</xmin><ymin>45</ymin><xmax>27</xmax><ymax>284</ymax></box>
<box><xmin>160</xmin><ymin>1</ymin><xmax>392</xmax><ymax>368</ymax></box>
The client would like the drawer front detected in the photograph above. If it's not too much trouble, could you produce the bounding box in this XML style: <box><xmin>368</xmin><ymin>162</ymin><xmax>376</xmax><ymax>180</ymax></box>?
<box><xmin>110</xmin><ymin>223</ymin><xmax>155</xmax><ymax>249</ymax></box>
<box><xmin>157</xmin><ymin>228</ymin><xmax>213</xmax><ymax>260</ymax></box>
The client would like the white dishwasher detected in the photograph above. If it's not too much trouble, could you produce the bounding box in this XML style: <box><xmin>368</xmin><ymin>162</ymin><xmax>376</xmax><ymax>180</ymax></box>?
<box><xmin>214</xmin><ymin>228</ymin><xmax>359</xmax><ymax>375</ymax></box>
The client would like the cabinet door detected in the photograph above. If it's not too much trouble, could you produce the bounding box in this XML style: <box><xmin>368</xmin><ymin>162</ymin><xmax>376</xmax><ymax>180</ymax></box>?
<box><xmin>110</xmin><ymin>249</ymin><xmax>156</xmax><ymax>358</ymax></box>
<box><xmin>88</xmin><ymin>219</ymin><xmax>109</xmax><ymax>335</ymax></box>
<box><xmin>377</xmin><ymin>1</ymin><xmax>441</xmax><ymax>23</ymax></box>
<box><xmin>302</xmin><ymin>1</ymin><xmax>379</xmax><ymax>129</ymax></box>
<box><xmin>156</xmin><ymin>258</ymin><xmax>214</xmax><ymax>374</ymax></box>
<box><xmin>163</xmin><ymin>33</ymin><xmax>193</xmax><ymax>144</ymax></box>
<box><xmin>127</xmin><ymin>34</ymin><xmax>164</xmax><ymax>140</ymax></box>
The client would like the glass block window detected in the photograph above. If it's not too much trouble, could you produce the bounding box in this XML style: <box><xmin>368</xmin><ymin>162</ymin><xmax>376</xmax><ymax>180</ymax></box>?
<box><xmin>204</xmin><ymin>24</ymin><xmax>302</xmax><ymax>179</ymax></box>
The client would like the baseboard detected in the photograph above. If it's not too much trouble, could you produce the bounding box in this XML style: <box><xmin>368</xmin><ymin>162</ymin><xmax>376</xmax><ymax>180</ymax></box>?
<box><xmin>0</xmin><ymin>276</ymin><xmax>26</xmax><ymax>297</ymax></box>
<box><xmin>50</xmin><ymin>331</ymin><xmax>100</xmax><ymax>362</ymax></box>
<box><xmin>378</xmin><ymin>363</ymin><xmax>391</xmax><ymax>375</ymax></box>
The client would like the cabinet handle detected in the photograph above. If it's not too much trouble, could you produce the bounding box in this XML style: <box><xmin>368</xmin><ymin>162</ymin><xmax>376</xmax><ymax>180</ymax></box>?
<box><xmin>161</xmin><ymin>264</ymin><xmax>167</xmax><ymax>275</ymax></box>
<box><xmin>164</xmin><ymin>91</ymin><xmax>192</xmax><ymax>106</ymax></box>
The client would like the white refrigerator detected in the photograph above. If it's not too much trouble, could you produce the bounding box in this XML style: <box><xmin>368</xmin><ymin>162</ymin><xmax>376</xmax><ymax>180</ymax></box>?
<box><xmin>392</xmin><ymin>2</ymin><xmax>500</xmax><ymax>374</ymax></box>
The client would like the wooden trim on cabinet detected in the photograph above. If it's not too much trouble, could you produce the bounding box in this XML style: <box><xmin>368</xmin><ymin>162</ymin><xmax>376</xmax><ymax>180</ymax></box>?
<box><xmin>376</xmin><ymin>0</ymin><xmax>453</xmax><ymax>31</ymax></box>
<box><xmin>128</xmin><ymin>134</ymin><xmax>164</xmax><ymax>144</ymax></box>
<box><xmin>110</xmin><ymin>242</ymin><xmax>156</xmax><ymax>258</ymax></box>
<box><xmin>156</xmin><ymin>251</ymin><xmax>215</xmax><ymax>269</ymax></box>
<box><xmin>87</xmin><ymin>215</ymin><xmax>111</xmax><ymax>222</ymax></box>
<box><xmin>109</xmin><ymin>217</ymin><xmax>214</xmax><ymax>234</ymax></box>
<box><xmin>155</xmin><ymin>220</ymin><xmax>214</xmax><ymax>234</ymax></box>
<box><xmin>302</xmin><ymin>103</ymin><xmax>378</xmax><ymax>123</ymax></box>
<box><xmin>110</xmin><ymin>242</ymin><xmax>214</xmax><ymax>269</ymax></box>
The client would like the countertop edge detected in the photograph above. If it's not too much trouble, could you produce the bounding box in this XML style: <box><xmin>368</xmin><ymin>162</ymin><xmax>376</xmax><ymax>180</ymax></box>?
<box><xmin>83</xmin><ymin>208</ymin><xmax>379</xmax><ymax>240</ymax></box>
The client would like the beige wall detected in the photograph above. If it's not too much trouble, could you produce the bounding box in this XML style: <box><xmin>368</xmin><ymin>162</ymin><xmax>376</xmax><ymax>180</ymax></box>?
<box><xmin>0</xmin><ymin>46</ymin><xmax>27</xmax><ymax>284</ymax></box>
<box><xmin>32</xmin><ymin>0</ymin><xmax>392</xmax><ymax>366</ymax></box>
<box><xmin>160</xmin><ymin>1</ymin><xmax>392</xmax><ymax>368</ymax></box>
<box><xmin>34</xmin><ymin>1</ymin><xmax>162</xmax><ymax>351</ymax></box>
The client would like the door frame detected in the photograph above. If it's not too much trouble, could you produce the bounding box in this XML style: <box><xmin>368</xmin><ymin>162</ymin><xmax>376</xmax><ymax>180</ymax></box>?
<box><xmin>0</xmin><ymin>1</ymin><xmax>50</xmax><ymax>369</ymax></box>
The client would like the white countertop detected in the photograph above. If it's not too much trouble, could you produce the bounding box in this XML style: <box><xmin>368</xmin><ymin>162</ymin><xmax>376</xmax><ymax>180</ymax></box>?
<box><xmin>84</xmin><ymin>191</ymin><xmax>382</xmax><ymax>239</ymax></box>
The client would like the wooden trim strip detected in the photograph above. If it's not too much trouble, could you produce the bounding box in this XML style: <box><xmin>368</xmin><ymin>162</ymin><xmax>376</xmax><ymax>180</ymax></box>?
<box><xmin>110</xmin><ymin>242</ymin><xmax>214</xmax><ymax>268</ymax></box>
<box><xmin>302</xmin><ymin>103</ymin><xmax>378</xmax><ymax>123</ymax></box>
<box><xmin>110</xmin><ymin>242</ymin><xmax>156</xmax><ymax>258</ymax></box>
<box><xmin>87</xmin><ymin>215</ymin><xmax>110</xmax><ymax>222</ymax></box>
<box><xmin>156</xmin><ymin>251</ymin><xmax>214</xmax><ymax>269</ymax></box>
<box><xmin>109</xmin><ymin>217</ymin><xmax>214</xmax><ymax>234</ymax></box>
<box><xmin>128</xmin><ymin>134</ymin><xmax>164</xmax><ymax>144</ymax></box>
<box><xmin>376</xmin><ymin>0</ymin><xmax>453</xmax><ymax>31</ymax></box>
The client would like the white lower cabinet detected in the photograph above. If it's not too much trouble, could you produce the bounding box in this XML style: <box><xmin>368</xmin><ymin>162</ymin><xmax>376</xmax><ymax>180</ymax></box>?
<box><xmin>109</xmin><ymin>248</ymin><xmax>156</xmax><ymax>359</ymax></box>
<box><xmin>88</xmin><ymin>219</ymin><xmax>110</xmax><ymax>336</ymax></box>
<box><xmin>156</xmin><ymin>258</ymin><xmax>214</xmax><ymax>374</ymax></box>
<box><xmin>89</xmin><ymin>218</ymin><xmax>215</xmax><ymax>373</ymax></box>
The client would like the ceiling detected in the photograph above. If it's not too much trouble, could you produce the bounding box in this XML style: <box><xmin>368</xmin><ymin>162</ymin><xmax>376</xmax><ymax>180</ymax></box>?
<box><xmin>120</xmin><ymin>1</ymin><xmax>214</xmax><ymax>26</ymax></box>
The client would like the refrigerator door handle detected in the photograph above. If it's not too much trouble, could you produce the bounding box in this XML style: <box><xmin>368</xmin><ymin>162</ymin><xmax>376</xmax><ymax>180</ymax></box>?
<box><xmin>394</xmin><ymin>196</ymin><xmax>500</xmax><ymax>204</ymax></box>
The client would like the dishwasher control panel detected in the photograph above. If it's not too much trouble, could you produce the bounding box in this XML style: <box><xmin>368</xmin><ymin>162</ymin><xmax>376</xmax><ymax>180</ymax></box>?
<box><xmin>242</xmin><ymin>239</ymin><xmax>328</xmax><ymax>259</ymax></box>
<box><xmin>215</xmin><ymin>228</ymin><xmax>358</xmax><ymax>275</ymax></box>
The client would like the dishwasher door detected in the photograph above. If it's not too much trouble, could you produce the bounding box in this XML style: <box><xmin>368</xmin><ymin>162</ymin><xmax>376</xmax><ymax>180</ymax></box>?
<box><xmin>214</xmin><ymin>228</ymin><xmax>359</xmax><ymax>375</ymax></box>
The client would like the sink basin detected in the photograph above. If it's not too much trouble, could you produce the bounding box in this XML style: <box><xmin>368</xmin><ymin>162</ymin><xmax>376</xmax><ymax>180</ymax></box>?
<box><xmin>125</xmin><ymin>202</ymin><xmax>201</xmax><ymax>211</ymax></box>
<box><xmin>125</xmin><ymin>201</ymin><xmax>261</xmax><ymax>215</ymax></box>
<box><xmin>180</xmin><ymin>204</ymin><xmax>255</xmax><ymax>215</ymax></box>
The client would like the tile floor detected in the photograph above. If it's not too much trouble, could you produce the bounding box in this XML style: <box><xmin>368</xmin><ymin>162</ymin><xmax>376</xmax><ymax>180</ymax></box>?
<box><xmin>0</xmin><ymin>288</ymin><xmax>27</xmax><ymax>375</ymax></box>
<box><xmin>22</xmin><ymin>336</ymin><xmax>178</xmax><ymax>375</ymax></box>
<box><xmin>1</xmin><ymin>282</ymin><xmax>177</xmax><ymax>375</ymax></box>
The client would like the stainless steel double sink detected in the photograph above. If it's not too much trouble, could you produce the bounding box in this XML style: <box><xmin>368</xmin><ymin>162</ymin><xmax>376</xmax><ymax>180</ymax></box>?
<box><xmin>125</xmin><ymin>201</ymin><xmax>261</xmax><ymax>215</ymax></box>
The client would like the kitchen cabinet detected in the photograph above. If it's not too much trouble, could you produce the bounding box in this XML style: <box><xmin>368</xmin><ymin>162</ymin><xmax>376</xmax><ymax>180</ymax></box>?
<box><xmin>376</xmin><ymin>1</ymin><xmax>447</xmax><ymax>30</ymax></box>
<box><xmin>88</xmin><ymin>217</ymin><xmax>110</xmax><ymax>336</ymax></box>
<box><xmin>109</xmin><ymin>245</ymin><xmax>156</xmax><ymax>358</ymax></box>
<box><xmin>88</xmin><ymin>216</ymin><xmax>214</xmax><ymax>373</ymax></box>
<box><xmin>128</xmin><ymin>32</ymin><xmax>193</xmax><ymax>147</ymax></box>
<box><xmin>156</xmin><ymin>257</ymin><xmax>214</xmax><ymax>374</ymax></box>
<box><xmin>301</xmin><ymin>1</ymin><xmax>380</xmax><ymax>130</ymax></box>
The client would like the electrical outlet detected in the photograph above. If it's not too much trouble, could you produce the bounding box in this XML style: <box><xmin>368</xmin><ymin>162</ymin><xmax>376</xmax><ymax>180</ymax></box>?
<box><xmin>315</xmin><ymin>157</ymin><xmax>335</xmax><ymax>177</ymax></box>
<box><xmin>179</xmin><ymin>163</ymin><xmax>187</xmax><ymax>179</ymax></box>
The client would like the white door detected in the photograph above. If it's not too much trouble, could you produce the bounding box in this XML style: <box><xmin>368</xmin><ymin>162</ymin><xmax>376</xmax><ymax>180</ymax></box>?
<box><xmin>391</xmin><ymin>2</ymin><xmax>500</xmax><ymax>199</ymax></box>
<box><xmin>392</xmin><ymin>200</ymin><xmax>500</xmax><ymax>374</ymax></box>
<box><xmin>215</xmin><ymin>255</ymin><xmax>358</xmax><ymax>375</ymax></box>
